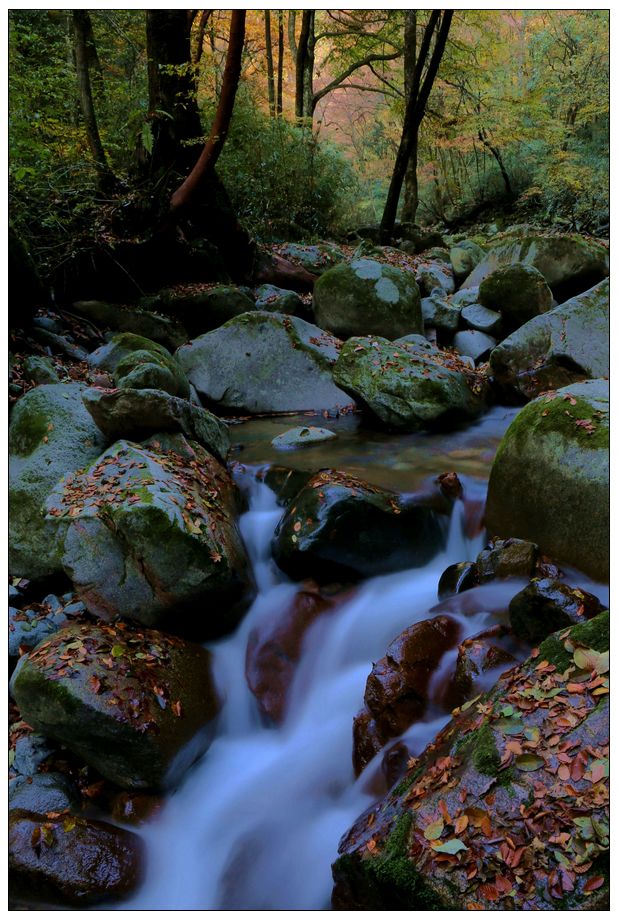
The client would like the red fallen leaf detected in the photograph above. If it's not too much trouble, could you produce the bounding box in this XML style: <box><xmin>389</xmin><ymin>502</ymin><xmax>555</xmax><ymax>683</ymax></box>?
<box><xmin>590</xmin><ymin>762</ymin><xmax>605</xmax><ymax>783</ymax></box>
<box><xmin>172</xmin><ymin>700</ymin><xmax>182</xmax><ymax>718</ymax></box>
<box><xmin>438</xmin><ymin>800</ymin><xmax>452</xmax><ymax>823</ymax></box>
<box><xmin>467</xmin><ymin>903</ymin><xmax>484</xmax><ymax>910</ymax></box>
<box><xmin>467</xmin><ymin>865</ymin><xmax>477</xmax><ymax>880</ymax></box>
<box><xmin>89</xmin><ymin>675</ymin><xmax>102</xmax><ymax>694</ymax></box>
<box><xmin>583</xmin><ymin>876</ymin><xmax>605</xmax><ymax>894</ymax></box>
<box><xmin>478</xmin><ymin>883</ymin><xmax>499</xmax><ymax>901</ymax></box>
<box><xmin>494</xmin><ymin>875</ymin><xmax>512</xmax><ymax>893</ymax></box>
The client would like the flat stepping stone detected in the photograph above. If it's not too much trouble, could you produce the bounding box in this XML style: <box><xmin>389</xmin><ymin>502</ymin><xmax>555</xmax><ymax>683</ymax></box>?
<box><xmin>272</xmin><ymin>426</ymin><xmax>337</xmax><ymax>449</ymax></box>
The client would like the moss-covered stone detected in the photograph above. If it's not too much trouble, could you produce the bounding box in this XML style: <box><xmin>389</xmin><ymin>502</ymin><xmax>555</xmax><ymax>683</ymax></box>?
<box><xmin>478</xmin><ymin>261</ymin><xmax>552</xmax><ymax>332</ymax></box>
<box><xmin>486</xmin><ymin>379</ymin><xmax>608</xmax><ymax>581</ymax></box>
<box><xmin>9</xmin><ymin>383</ymin><xmax>106</xmax><ymax>578</ymax></box>
<box><xmin>314</xmin><ymin>258</ymin><xmax>422</xmax><ymax>340</ymax></box>
<box><xmin>175</xmin><ymin>311</ymin><xmax>353</xmax><ymax>414</ymax></box>
<box><xmin>10</xmin><ymin>621</ymin><xmax>221</xmax><ymax>790</ymax></box>
<box><xmin>333</xmin><ymin>336</ymin><xmax>486</xmax><ymax>431</ymax></box>
<box><xmin>88</xmin><ymin>333</ymin><xmax>189</xmax><ymax>398</ymax></box>
<box><xmin>71</xmin><ymin>300</ymin><xmax>188</xmax><ymax>350</ymax></box>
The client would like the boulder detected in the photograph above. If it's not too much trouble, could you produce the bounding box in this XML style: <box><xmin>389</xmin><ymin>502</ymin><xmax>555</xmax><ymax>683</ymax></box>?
<box><xmin>508</xmin><ymin>578</ymin><xmax>603</xmax><ymax>644</ymax></box>
<box><xmin>10</xmin><ymin>621</ymin><xmax>222</xmax><ymax>790</ymax></box>
<box><xmin>475</xmin><ymin>539</ymin><xmax>539</xmax><ymax>583</ymax></box>
<box><xmin>277</xmin><ymin>242</ymin><xmax>345</xmax><ymax>275</ymax></box>
<box><xmin>450</xmin><ymin>287</ymin><xmax>480</xmax><ymax>309</ymax></box>
<box><xmin>272</xmin><ymin>469</ymin><xmax>445</xmax><ymax>583</ymax></box>
<box><xmin>88</xmin><ymin>333</ymin><xmax>189</xmax><ymax>398</ymax></box>
<box><xmin>489</xmin><ymin>280</ymin><xmax>609</xmax><ymax>399</ymax></box>
<box><xmin>352</xmin><ymin>615</ymin><xmax>461</xmax><ymax>774</ymax></box>
<box><xmin>416</xmin><ymin>260</ymin><xmax>455</xmax><ymax>296</ymax></box>
<box><xmin>313</xmin><ymin>259</ymin><xmax>422</xmax><ymax>340</ymax></box>
<box><xmin>460</xmin><ymin>232</ymin><xmax>608</xmax><ymax>301</ymax></box>
<box><xmin>333</xmin><ymin>336</ymin><xmax>485</xmax><ymax>431</ymax></box>
<box><xmin>9</xmin><ymin>772</ymin><xmax>80</xmax><ymax>816</ymax></box>
<box><xmin>420</xmin><ymin>293</ymin><xmax>460</xmax><ymax>334</ymax></box>
<box><xmin>82</xmin><ymin>387</ymin><xmax>230</xmax><ymax>462</ymax></box>
<box><xmin>271</xmin><ymin>426</ymin><xmax>336</xmax><ymax>449</ymax></box>
<box><xmin>460</xmin><ymin>303</ymin><xmax>502</xmax><ymax>337</ymax></box>
<box><xmin>478</xmin><ymin>262</ymin><xmax>553</xmax><ymax>332</ymax></box>
<box><xmin>9</xmin><ymin>809</ymin><xmax>143</xmax><ymax>906</ymax></box>
<box><xmin>142</xmin><ymin>285</ymin><xmax>255</xmax><ymax>336</ymax></box>
<box><xmin>437</xmin><ymin>562</ymin><xmax>478</xmax><ymax>601</ymax></box>
<box><xmin>9</xmin><ymin>383</ymin><xmax>106</xmax><ymax>578</ymax></box>
<box><xmin>22</xmin><ymin>356</ymin><xmax>59</xmax><ymax>385</ymax></box>
<box><xmin>257</xmin><ymin>465</ymin><xmax>315</xmax><ymax>507</ymax></box>
<box><xmin>486</xmin><ymin>379</ymin><xmax>608</xmax><ymax>581</ymax></box>
<box><xmin>71</xmin><ymin>300</ymin><xmax>188</xmax><ymax>350</ymax></box>
<box><xmin>46</xmin><ymin>436</ymin><xmax>251</xmax><ymax>636</ymax></box>
<box><xmin>450</xmin><ymin>240</ymin><xmax>486</xmax><ymax>281</ymax></box>
<box><xmin>450</xmin><ymin>626</ymin><xmax>518</xmax><ymax>702</ymax></box>
<box><xmin>453</xmin><ymin>330</ymin><xmax>496</xmax><ymax>363</ymax></box>
<box><xmin>255</xmin><ymin>284</ymin><xmax>304</xmax><ymax>316</ymax></box>
<box><xmin>332</xmin><ymin>612</ymin><xmax>609</xmax><ymax>910</ymax></box>
<box><xmin>176</xmin><ymin>312</ymin><xmax>353</xmax><ymax>414</ymax></box>
<box><xmin>245</xmin><ymin>585</ymin><xmax>341</xmax><ymax>722</ymax></box>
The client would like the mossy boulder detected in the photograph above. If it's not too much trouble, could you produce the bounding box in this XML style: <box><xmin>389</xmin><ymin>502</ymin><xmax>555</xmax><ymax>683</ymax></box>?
<box><xmin>333</xmin><ymin>336</ymin><xmax>485</xmax><ymax>431</ymax></box>
<box><xmin>313</xmin><ymin>258</ymin><xmax>422</xmax><ymax>340</ymax></box>
<box><xmin>478</xmin><ymin>262</ymin><xmax>553</xmax><ymax>332</ymax></box>
<box><xmin>176</xmin><ymin>312</ymin><xmax>353</xmax><ymax>414</ymax></box>
<box><xmin>277</xmin><ymin>242</ymin><xmax>345</xmax><ymax>275</ymax></box>
<box><xmin>272</xmin><ymin>469</ymin><xmax>444</xmax><ymax>583</ymax></box>
<box><xmin>255</xmin><ymin>284</ymin><xmax>304</xmax><ymax>315</ymax></box>
<box><xmin>22</xmin><ymin>356</ymin><xmax>60</xmax><ymax>385</ymax></box>
<box><xmin>9</xmin><ymin>808</ymin><xmax>144</xmax><ymax>906</ymax></box>
<box><xmin>46</xmin><ymin>436</ymin><xmax>251</xmax><ymax>637</ymax></box>
<box><xmin>10</xmin><ymin>621</ymin><xmax>222</xmax><ymax>790</ymax></box>
<box><xmin>416</xmin><ymin>260</ymin><xmax>455</xmax><ymax>296</ymax></box>
<box><xmin>9</xmin><ymin>383</ymin><xmax>106</xmax><ymax>578</ymax></box>
<box><xmin>333</xmin><ymin>612</ymin><xmax>609</xmax><ymax>910</ymax></box>
<box><xmin>88</xmin><ymin>333</ymin><xmax>189</xmax><ymax>398</ymax></box>
<box><xmin>141</xmin><ymin>285</ymin><xmax>256</xmax><ymax>337</ymax></box>
<box><xmin>486</xmin><ymin>379</ymin><xmax>608</xmax><ymax>581</ymax></box>
<box><xmin>72</xmin><ymin>300</ymin><xmax>188</xmax><ymax>350</ymax></box>
<box><xmin>421</xmin><ymin>293</ymin><xmax>461</xmax><ymax>334</ymax></box>
<box><xmin>508</xmin><ymin>578</ymin><xmax>603</xmax><ymax>645</ymax></box>
<box><xmin>489</xmin><ymin>279</ymin><xmax>608</xmax><ymax>399</ymax></box>
<box><xmin>460</xmin><ymin>232</ymin><xmax>608</xmax><ymax>301</ymax></box>
<box><xmin>450</xmin><ymin>240</ymin><xmax>486</xmax><ymax>282</ymax></box>
<box><xmin>82</xmin><ymin>387</ymin><xmax>230</xmax><ymax>462</ymax></box>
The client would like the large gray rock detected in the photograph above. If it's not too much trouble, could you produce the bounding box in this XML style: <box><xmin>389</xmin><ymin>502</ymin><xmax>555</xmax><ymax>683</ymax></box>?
<box><xmin>490</xmin><ymin>279</ymin><xmax>609</xmax><ymax>399</ymax></box>
<box><xmin>416</xmin><ymin>260</ymin><xmax>455</xmax><ymax>296</ymax></box>
<box><xmin>449</xmin><ymin>240</ymin><xmax>485</xmax><ymax>281</ymax></box>
<box><xmin>453</xmin><ymin>330</ymin><xmax>497</xmax><ymax>363</ymax></box>
<box><xmin>88</xmin><ymin>333</ymin><xmax>189</xmax><ymax>398</ymax></box>
<box><xmin>46</xmin><ymin>436</ymin><xmax>251</xmax><ymax>637</ymax></box>
<box><xmin>486</xmin><ymin>379</ymin><xmax>608</xmax><ymax>581</ymax></box>
<box><xmin>72</xmin><ymin>300</ymin><xmax>188</xmax><ymax>350</ymax></box>
<box><xmin>82</xmin><ymin>388</ymin><xmax>230</xmax><ymax>462</ymax></box>
<box><xmin>460</xmin><ymin>303</ymin><xmax>502</xmax><ymax>336</ymax></box>
<box><xmin>9</xmin><ymin>384</ymin><xmax>106</xmax><ymax>578</ymax></box>
<box><xmin>176</xmin><ymin>312</ymin><xmax>353</xmax><ymax>414</ymax></box>
<box><xmin>22</xmin><ymin>356</ymin><xmax>59</xmax><ymax>385</ymax></box>
<box><xmin>478</xmin><ymin>262</ymin><xmax>553</xmax><ymax>332</ymax></box>
<box><xmin>141</xmin><ymin>285</ymin><xmax>255</xmax><ymax>337</ymax></box>
<box><xmin>334</xmin><ymin>336</ymin><xmax>485</xmax><ymax>431</ymax></box>
<box><xmin>10</xmin><ymin>622</ymin><xmax>221</xmax><ymax>790</ymax></box>
<box><xmin>277</xmin><ymin>242</ymin><xmax>345</xmax><ymax>275</ymax></box>
<box><xmin>421</xmin><ymin>293</ymin><xmax>460</xmax><ymax>334</ymax></box>
<box><xmin>255</xmin><ymin>284</ymin><xmax>303</xmax><ymax>315</ymax></box>
<box><xmin>461</xmin><ymin>232</ymin><xmax>608</xmax><ymax>300</ymax></box>
<box><xmin>313</xmin><ymin>258</ymin><xmax>422</xmax><ymax>341</ymax></box>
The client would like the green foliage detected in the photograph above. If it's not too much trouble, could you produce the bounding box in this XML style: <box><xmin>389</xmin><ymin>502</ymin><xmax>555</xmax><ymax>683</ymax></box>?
<box><xmin>211</xmin><ymin>89</ymin><xmax>360</xmax><ymax>240</ymax></box>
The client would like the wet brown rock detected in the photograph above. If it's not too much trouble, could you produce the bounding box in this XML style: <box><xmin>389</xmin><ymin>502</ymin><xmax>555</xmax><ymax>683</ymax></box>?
<box><xmin>449</xmin><ymin>625</ymin><xmax>519</xmax><ymax>703</ymax></box>
<box><xmin>509</xmin><ymin>578</ymin><xmax>603</xmax><ymax>644</ymax></box>
<box><xmin>353</xmin><ymin>616</ymin><xmax>461</xmax><ymax>775</ymax></box>
<box><xmin>476</xmin><ymin>538</ymin><xmax>539</xmax><ymax>582</ymax></box>
<box><xmin>9</xmin><ymin>809</ymin><xmax>143</xmax><ymax>906</ymax></box>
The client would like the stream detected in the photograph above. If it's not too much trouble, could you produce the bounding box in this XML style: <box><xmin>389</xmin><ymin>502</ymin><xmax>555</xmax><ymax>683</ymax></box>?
<box><xmin>121</xmin><ymin>406</ymin><xmax>538</xmax><ymax>909</ymax></box>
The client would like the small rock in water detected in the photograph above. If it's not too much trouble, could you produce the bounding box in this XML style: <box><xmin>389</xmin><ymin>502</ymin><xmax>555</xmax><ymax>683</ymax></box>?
<box><xmin>271</xmin><ymin>426</ymin><xmax>337</xmax><ymax>449</ymax></box>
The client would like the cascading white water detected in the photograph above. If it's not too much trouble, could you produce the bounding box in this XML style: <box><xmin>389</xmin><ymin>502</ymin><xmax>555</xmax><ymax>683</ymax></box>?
<box><xmin>121</xmin><ymin>479</ymin><xmax>519</xmax><ymax>910</ymax></box>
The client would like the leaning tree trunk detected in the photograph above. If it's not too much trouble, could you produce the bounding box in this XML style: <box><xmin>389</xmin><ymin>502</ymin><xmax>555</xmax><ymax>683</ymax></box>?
<box><xmin>401</xmin><ymin>10</ymin><xmax>419</xmax><ymax>224</ymax></box>
<box><xmin>295</xmin><ymin>10</ymin><xmax>312</xmax><ymax>120</ymax></box>
<box><xmin>276</xmin><ymin>11</ymin><xmax>284</xmax><ymax>115</ymax></box>
<box><xmin>265</xmin><ymin>11</ymin><xmax>276</xmax><ymax>116</ymax></box>
<box><xmin>380</xmin><ymin>11</ymin><xmax>453</xmax><ymax>243</ymax></box>
<box><xmin>72</xmin><ymin>10</ymin><xmax>114</xmax><ymax>192</ymax></box>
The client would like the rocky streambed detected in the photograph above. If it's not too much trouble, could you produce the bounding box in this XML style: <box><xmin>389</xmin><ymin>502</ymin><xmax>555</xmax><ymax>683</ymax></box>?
<box><xmin>9</xmin><ymin>226</ymin><xmax>609</xmax><ymax>909</ymax></box>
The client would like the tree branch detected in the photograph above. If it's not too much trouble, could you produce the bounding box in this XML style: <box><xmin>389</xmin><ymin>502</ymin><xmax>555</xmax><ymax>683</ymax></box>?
<box><xmin>311</xmin><ymin>50</ymin><xmax>402</xmax><ymax>111</ymax></box>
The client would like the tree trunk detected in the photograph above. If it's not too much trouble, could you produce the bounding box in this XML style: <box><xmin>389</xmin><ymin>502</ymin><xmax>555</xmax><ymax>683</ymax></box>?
<box><xmin>193</xmin><ymin>10</ymin><xmax>212</xmax><ymax>64</ymax></box>
<box><xmin>72</xmin><ymin>10</ymin><xmax>113</xmax><ymax>191</ymax></box>
<box><xmin>479</xmin><ymin>129</ymin><xmax>513</xmax><ymax>197</ymax></box>
<box><xmin>303</xmin><ymin>12</ymin><xmax>315</xmax><ymax>122</ymax></box>
<box><xmin>295</xmin><ymin>11</ymin><xmax>312</xmax><ymax>119</ymax></box>
<box><xmin>140</xmin><ymin>10</ymin><xmax>202</xmax><ymax>178</ymax></box>
<box><xmin>170</xmin><ymin>10</ymin><xmax>246</xmax><ymax>215</ymax></box>
<box><xmin>288</xmin><ymin>11</ymin><xmax>297</xmax><ymax>63</ymax></box>
<box><xmin>81</xmin><ymin>10</ymin><xmax>104</xmax><ymax>101</ymax></box>
<box><xmin>401</xmin><ymin>11</ymin><xmax>418</xmax><ymax>224</ymax></box>
<box><xmin>265</xmin><ymin>11</ymin><xmax>276</xmax><ymax>116</ymax></box>
<box><xmin>380</xmin><ymin>11</ymin><xmax>453</xmax><ymax>243</ymax></box>
<box><xmin>276</xmin><ymin>11</ymin><xmax>284</xmax><ymax>115</ymax></box>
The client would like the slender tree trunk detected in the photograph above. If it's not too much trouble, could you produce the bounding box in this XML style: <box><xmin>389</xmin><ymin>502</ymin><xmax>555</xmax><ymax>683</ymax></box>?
<box><xmin>303</xmin><ymin>12</ymin><xmax>315</xmax><ymax>122</ymax></box>
<box><xmin>170</xmin><ymin>10</ymin><xmax>246</xmax><ymax>215</ymax></box>
<box><xmin>264</xmin><ymin>10</ymin><xmax>276</xmax><ymax>116</ymax></box>
<box><xmin>288</xmin><ymin>10</ymin><xmax>297</xmax><ymax>63</ymax></box>
<box><xmin>193</xmin><ymin>10</ymin><xmax>212</xmax><ymax>64</ymax></box>
<box><xmin>276</xmin><ymin>11</ymin><xmax>284</xmax><ymax>115</ymax></box>
<box><xmin>479</xmin><ymin>129</ymin><xmax>513</xmax><ymax>197</ymax></box>
<box><xmin>401</xmin><ymin>10</ymin><xmax>418</xmax><ymax>224</ymax></box>
<box><xmin>81</xmin><ymin>10</ymin><xmax>104</xmax><ymax>101</ymax></box>
<box><xmin>380</xmin><ymin>11</ymin><xmax>453</xmax><ymax>242</ymax></box>
<box><xmin>295</xmin><ymin>10</ymin><xmax>312</xmax><ymax>119</ymax></box>
<box><xmin>72</xmin><ymin>10</ymin><xmax>113</xmax><ymax>191</ymax></box>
